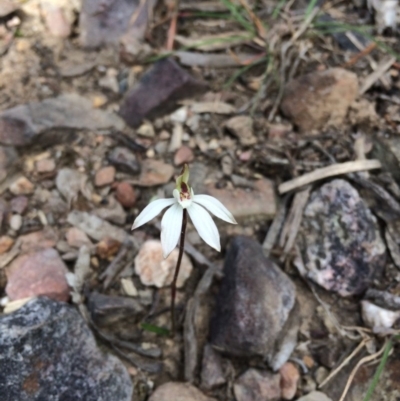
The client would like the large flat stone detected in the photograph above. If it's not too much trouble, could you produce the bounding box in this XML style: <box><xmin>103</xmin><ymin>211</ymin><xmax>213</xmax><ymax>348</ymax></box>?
<box><xmin>0</xmin><ymin>93</ymin><xmax>124</xmax><ymax>146</ymax></box>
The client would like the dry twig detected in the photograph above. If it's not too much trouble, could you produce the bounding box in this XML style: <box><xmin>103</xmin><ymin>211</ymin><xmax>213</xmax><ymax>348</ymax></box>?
<box><xmin>278</xmin><ymin>160</ymin><xmax>382</xmax><ymax>194</ymax></box>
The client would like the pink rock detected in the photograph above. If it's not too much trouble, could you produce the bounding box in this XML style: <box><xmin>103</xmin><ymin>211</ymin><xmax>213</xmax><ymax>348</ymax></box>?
<box><xmin>66</xmin><ymin>227</ymin><xmax>92</xmax><ymax>248</ymax></box>
<box><xmin>95</xmin><ymin>166</ymin><xmax>116</xmax><ymax>187</ymax></box>
<box><xmin>19</xmin><ymin>227</ymin><xmax>58</xmax><ymax>253</ymax></box>
<box><xmin>6</xmin><ymin>248</ymin><xmax>70</xmax><ymax>302</ymax></box>
<box><xmin>134</xmin><ymin>240</ymin><xmax>193</xmax><ymax>288</ymax></box>
<box><xmin>9</xmin><ymin>176</ymin><xmax>34</xmax><ymax>195</ymax></box>
<box><xmin>174</xmin><ymin>145</ymin><xmax>194</xmax><ymax>166</ymax></box>
<box><xmin>35</xmin><ymin>158</ymin><xmax>56</xmax><ymax>173</ymax></box>
<box><xmin>41</xmin><ymin>0</ymin><xmax>71</xmax><ymax>38</ymax></box>
<box><xmin>115</xmin><ymin>182</ymin><xmax>137</xmax><ymax>208</ymax></box>
<box><xmin>280</xmin><ymin>362</ymin><xmax>300</xmax><ymax>400</ymax></box>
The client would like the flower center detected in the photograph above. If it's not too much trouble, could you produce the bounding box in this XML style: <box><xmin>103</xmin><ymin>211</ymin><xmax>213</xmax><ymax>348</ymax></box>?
<box><xmin>173</xmin><ymin>185</ymin><xmax>193</xmax><ymax>209</ymax></box>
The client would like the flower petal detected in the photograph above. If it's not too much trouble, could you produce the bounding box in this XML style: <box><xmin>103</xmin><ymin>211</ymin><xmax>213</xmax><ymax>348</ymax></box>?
<box><xmin>193</xmin><ymin>194</ymin><xmax>237</xmax><ymax>224</ymax></box>
<box><xmin>161</xmin><ymin>203</ymin><xmax>183</xmax><ymax>258</ymax></box>
<box><xmin>187</xmin><ymin>203</ymin><xmax>221</xmax><ymax>252</ymax></box>
<box><xmin>132</xmin><ymin>198</ymin><xmax>175</xmax><ymax>230</ymax></box>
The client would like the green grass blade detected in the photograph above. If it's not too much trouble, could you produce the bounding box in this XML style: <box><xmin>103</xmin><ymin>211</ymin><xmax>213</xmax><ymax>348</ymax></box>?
<box><xmin>219</xmin><ymin>0</ymin><xmax>255</xmax><ymax>33</ymax></box>
<box><xmin>363</xmin><ymin>337</ymin><xmax>398</xmax><ymax>401</ymax></box>
<box><xmin>272</xmin><ymin>0</ymin><xmax>288</xmax><ymax>19</ymax></box>
<box><xmin>305</xmin><ymin>0</ymin><xmax>319</xmax><ymax>19</ymax></box>
<box><xmin>141</xmin><ymin>322</ymin><xmax>170</xmax><ymax>336</ymax></box>
<box><xmin>224</xmin><ymin>56</ymin><xmax>267</xmax><ymax>88</ymax></box>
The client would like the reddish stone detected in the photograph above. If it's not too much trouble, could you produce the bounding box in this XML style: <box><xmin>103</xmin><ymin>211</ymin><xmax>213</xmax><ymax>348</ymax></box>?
<box><xmin>280</xmin><ymin>362</ymin><xmax>300</xmax><ymax>400</ymax></box>
<box><xmin>97</xmin><ymin>237</ymin><xmax>121</xmax><ymax>259</ymax></box>
<box><xmin>115</xmin><ymin>182</ymin><xmax>137</xmax><ymax>208</ymax></box>
<box><xmin>95</xmin><ymin>166</ymin><xmax>116</xmax><ymax>187</ymax></box>
<box><xmin>0</xmin><ymin>235</ymin><xmax>14</xmax><ymax>254</ymax></box>
<box><xmin>6</xmin><ymin>248</ymin><xmax>70</xmax><ymax>302</ymax></box>
<box><xmin>174</xmin><ymin>145</ymin><xmax>194</xmax><ymax>166</ymax></box>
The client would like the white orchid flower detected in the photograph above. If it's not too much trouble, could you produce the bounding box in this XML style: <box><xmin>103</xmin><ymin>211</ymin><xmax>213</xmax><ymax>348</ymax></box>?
<box><xmin>132</xmin><ymin>164</ymin><xmax>237</xmax><ymax>258</ymax></box>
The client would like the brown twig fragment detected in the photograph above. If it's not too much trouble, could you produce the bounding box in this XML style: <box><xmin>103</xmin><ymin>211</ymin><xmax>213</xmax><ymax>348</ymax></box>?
<box><xmin>342</xmin><ymin>42</ymin><xmax>377</xmax><ymax>68</ymax></box>
<box><xmin>278</xmin><ymin>160</ymin><xmax>382</xmax><ymax>194</ymax></box>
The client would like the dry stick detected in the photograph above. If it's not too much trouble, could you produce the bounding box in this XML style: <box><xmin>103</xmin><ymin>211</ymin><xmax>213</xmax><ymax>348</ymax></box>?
<box><xmin>171</xmin><ymin>209</ymin><xmax>188</xmax><ymax>335</ymax></box>
<box><xmin>278</xmin><ymin>159</ymin><xmax>382</xmax><ymax>194</ymax></box>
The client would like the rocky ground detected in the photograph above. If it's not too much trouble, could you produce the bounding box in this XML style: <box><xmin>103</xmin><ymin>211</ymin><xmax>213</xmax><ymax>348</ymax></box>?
<box><xmin>1</xmin><ymin>0</ymin><xmax>400</xmax><ymax>400</ymax></box>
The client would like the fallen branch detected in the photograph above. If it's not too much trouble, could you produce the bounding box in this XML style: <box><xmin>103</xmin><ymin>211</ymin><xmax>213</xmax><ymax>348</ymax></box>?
<box><xmin>278</xmin><ymin>159</ymin><xmax>382</xmax><ymax>194</ymax></box>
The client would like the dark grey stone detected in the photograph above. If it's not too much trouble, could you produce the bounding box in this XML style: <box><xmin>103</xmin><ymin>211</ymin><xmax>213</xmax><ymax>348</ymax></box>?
<box><xmin>298</xmin><ymin>179</ymin><xmax>386</xmax><ymax>296</ymax></box>
<box><xmin>209</xmin><ymin>236</ymin><xmax>297</xmax><ymax>369</ymax></box>
<box><xmin>119</xmin><ymin>58</ymin><xmax>207</xmax><ymax>128</ymax></box>
<box><xmin>0</xmin><ymin>297</ymin><xmax>133</xmax><ymax>401</ymax></box>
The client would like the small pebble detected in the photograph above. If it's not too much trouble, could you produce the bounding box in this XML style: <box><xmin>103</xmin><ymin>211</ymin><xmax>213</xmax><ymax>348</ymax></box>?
<box><xmin>9</xmin><ymin>214</ymin><xmax>22</xmax><ymax>231</ymax></box>
<box><xmin>9</xmin><ymin>177</ymin><xmax>34</xmax><ymax>195</ymax></box>
<box><xmin>280</xmin><ymin>362</ymin><xmax>300</xmax><ymax>400</ymax></box>
<box><xmin>95</xmin><ymin>166</ymin><xmax>116</xmax><ymax>187</ymax></box>
<box><xmin>10</xmin><ymin>196</ymin><xmax>28</xmax><ymax>214</ymax></box>
<box><xmin>0</xmin><ymin>236</ymin><xmax>14</xmax><ymax>254</ymax></box>
<box><xmin>115</xmin><ymin>182</ymin><xmax>137</xmax><ymax>208</ymax></box>
<box><xmin>35</xmin><ymin>159</ymin><xmax>56</xmax><ymax>173</ymax></box>
<box><xmin>174</xmin><ymin>145</ymin><xmax>194</xmax><ymax>166</ymax></box>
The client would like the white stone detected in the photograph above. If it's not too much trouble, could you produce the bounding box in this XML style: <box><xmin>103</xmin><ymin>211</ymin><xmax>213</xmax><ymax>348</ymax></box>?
<box><xmin>10</xmin><ymin>214</ymin><xmax>22</xmax><ymax>231</ymax></box>
<box><xmin>361</xmin><ymin>300</ymin><xmax>400</xmax><ymax>329</ymax></box>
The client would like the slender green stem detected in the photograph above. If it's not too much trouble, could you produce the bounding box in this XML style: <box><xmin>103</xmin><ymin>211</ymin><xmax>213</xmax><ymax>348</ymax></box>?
<box><xmin>171</xmin><ymin>209</ymin><xmax>187</xmax><ymax>335</ymax></box>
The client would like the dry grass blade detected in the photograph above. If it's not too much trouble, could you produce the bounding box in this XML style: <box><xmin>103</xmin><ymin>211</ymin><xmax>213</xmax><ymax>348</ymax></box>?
<box><xmin>338</xmin><ymin>341</ymin><xmax>389</xmax><ymax>401</ymax></box>
<box><xmin>279</xmin><ymin>187</ymin><xmax>311</xmax><ymax>261</ymax></box>
<box><xmin>359</xmin><ymin>56</ymin><xmax>396</xmax><ymax>95</ymax></box>
<box><xmin>319</xmin><ymin>339</ymin><xmax>368</xmax><ymax>388</ymax></box>
<box><xmin>279</xmin><ymin>160</ymin><xmax>382</xmax><ymax>194</ymax></box>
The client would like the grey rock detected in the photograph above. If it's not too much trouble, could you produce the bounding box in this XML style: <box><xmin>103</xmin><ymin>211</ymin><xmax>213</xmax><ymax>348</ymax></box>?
<box><xmin>79</xmin><ymin>0</ymin><xmax>137</xmax><ymax>48</ymax></box>
<box><xmin>200</xmin><ymin>344</ymin><xmax>226</xmax><ymax>390</ymax></box>
<box><xmin>119</xmin><ymin>58</ymin><xmax>207</xmax><ymax>128</ymax></box>
<box><xmin>210</xmin><ymin>236</ymin><xmax>297</xmax><ymax>369</ymax></box>
<box><xmin>88</xmin><ymin>291</ymin><xmax>143</xmax><ymax>326</ymax></box>
<box><xmin>298</xmin><ymin>179</ymin><xmax>386</xmax><ymax>296</ymax></box>
<box><xmin>234</xmin><ymin>368</ymin><xmax>281</xmax><ymax>401</ymax></box>
<box><xmin>56</xmin><ymin>168</ymin><xmax>83</xmax><ymax>205</ymax></box>
<box><xmin>107</xmin><ymin>146</ymin><xmax>140</xmax><ymax>175</ymax></box>
<box><xmin>149</xmin><ymin>382</ymin><xmax>216</xmax><ymax>401</ymax></box>
<box><xmin>0</xmin><ymin>145</ymin><xmax>17</xmax><ymax>181</ymax></box>
<box><xmin>0</xmin><ymin>297</ymin><xmax>133</xmax><ymax>401</ymax></box>
<box><xmin>67</xmin><ymin>211</ymin><xmax>130</xmax><ymax>243</ymax></box>
<box><xmin>0</xmin><ymin>93</ymin><xmax>124</xmax><ymax>146</ymax></box>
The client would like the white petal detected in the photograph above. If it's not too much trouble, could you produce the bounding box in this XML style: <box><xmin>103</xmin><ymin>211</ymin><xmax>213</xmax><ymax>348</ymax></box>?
<box><xmin>187</xmin><ymin>203</ymin><xmax>221</xmax><ymax>252</ymax></box>
<box><xmin>161</xmin><ymin>203</ymin><xmax>183</xmax><ymax>258</ymax></box>
<box><xmin>193</xmin><ymin>194</ymin><xmax>237</xmax><ymax>224</ymax></box>
<box><xmin>131</xmin><ymin>198</ymin><xmax>175</xmax><ymax>230</ymax></box>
